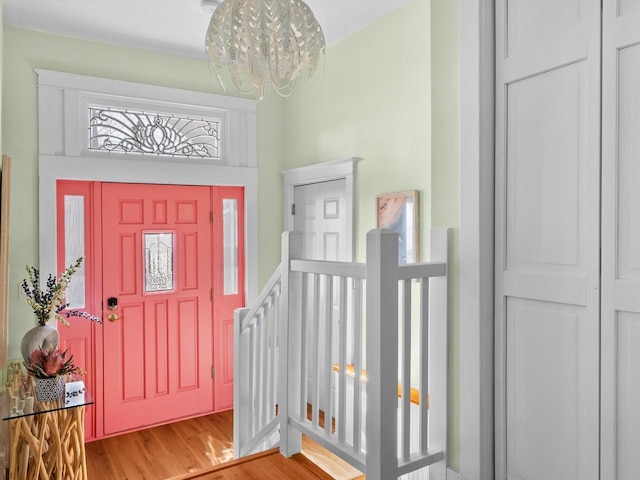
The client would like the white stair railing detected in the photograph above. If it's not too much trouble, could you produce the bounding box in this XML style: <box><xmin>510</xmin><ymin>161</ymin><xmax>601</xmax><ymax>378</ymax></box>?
<box><xmin>235</xmin><ymin>228</ymin><xmax>450</xmax><ymax>480</ymax></box>
<box><xmin>233</xmin><ymin>266</ymin><xmax>282</xmax><ymax>458</ymax></box>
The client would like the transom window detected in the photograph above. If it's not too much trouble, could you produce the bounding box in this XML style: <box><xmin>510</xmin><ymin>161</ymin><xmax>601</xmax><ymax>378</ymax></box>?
<box><xmin>88</xmin><ymin>106</ymin><xmax>221</xmax><ymax>159</ymax></box>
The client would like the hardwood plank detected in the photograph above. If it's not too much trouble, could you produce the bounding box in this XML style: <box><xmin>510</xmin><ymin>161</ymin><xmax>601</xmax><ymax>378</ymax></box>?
<box><xmin>149</xmin><ymin>421</ymin><xmax>212</xmax><ymax>473</ymax></box>
<box><xmin>301</xmin><ymin>436</ymin><xmax>363</xmax><ymax>480</ymax></box>
<box><xmin>110</xmin><ymin>427</ymin><xmax>173</xmax><ymax>479</ymax></box>
<box><xmin>167</xmin><ymin>449</ymin><xmax>280</xmax><ymax>479</ymax></box>
<box><xmin>171</xmin><ymin>449</ymin><xmax>328</xmax><ymax>480</ymax></box>
<box><xmin>291</xmin><ymin>452</ymin><xmax>336</xmax><ymax>480</ymax></box>
<box><xmin>84</xmin><ymin>436</ymin><xmax>128</xmax><ymax>479</ymax></box>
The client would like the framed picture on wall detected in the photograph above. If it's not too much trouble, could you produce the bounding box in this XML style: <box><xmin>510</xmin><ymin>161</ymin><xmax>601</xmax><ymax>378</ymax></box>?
<box><xmin>376</xmin><ymin>190</ymin><xmax>419</xmax><ymax>264</ymax></box>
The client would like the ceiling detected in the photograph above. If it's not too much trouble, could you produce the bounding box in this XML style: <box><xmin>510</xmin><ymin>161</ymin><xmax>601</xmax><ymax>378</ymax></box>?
<box><xmin>3</xmin><ymin>0</ymin><xmax>410</xmax><ymax>60</ymax></box>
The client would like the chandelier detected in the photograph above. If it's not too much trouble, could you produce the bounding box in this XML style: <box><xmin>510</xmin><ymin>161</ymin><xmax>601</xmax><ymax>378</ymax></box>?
<box><xmin>204</xmin><ymin>0</ymin><xmax>325</xmax><ymax>99</ymax></box>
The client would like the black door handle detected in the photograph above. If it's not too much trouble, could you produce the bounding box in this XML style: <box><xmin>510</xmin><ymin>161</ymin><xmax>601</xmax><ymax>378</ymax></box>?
<box><xmin>107</xmin><ymin>297</ymin><xmax>118</xmax><ymax>311</ymax></box>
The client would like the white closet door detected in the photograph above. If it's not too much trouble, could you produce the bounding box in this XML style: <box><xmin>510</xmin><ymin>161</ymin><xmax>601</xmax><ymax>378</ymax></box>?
<box><xmin>495</xmin><ymin>1</ymin><xmax>601</xmax><ymax>479</ymax></box>
<box><xmin>294</xmin><ymin>179</ymin><xmax>348</xmax><ymax>262</ymax></box>
<box><xmin>602</xmin><ymin>2</ymin><xmax>640</xmax><ymax>478</ymax></box>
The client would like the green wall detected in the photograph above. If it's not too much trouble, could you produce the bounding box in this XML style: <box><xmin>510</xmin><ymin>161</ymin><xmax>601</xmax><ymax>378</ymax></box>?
<box><xmin>280</xmin><ymin>0</ymin><xmax>461</xmax><ymax>467</ymax></box>
<box><xmin>1</xmin><ymin>25</ymin><xmax>285</xmax><ymax>361</ymax></box>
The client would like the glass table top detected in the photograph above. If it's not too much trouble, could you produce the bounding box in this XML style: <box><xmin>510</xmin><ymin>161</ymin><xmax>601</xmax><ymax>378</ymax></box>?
<box><xmin>3</xmin><ymin>365</ymin><xmax>93</xmax><ymax>421</ymax></box>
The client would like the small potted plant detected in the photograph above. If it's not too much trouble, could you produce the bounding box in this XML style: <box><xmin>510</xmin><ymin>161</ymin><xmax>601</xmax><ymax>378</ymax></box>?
<box><xmin>26</xmin><ymin>347</ymin><xmax>82</xmax><ymax>402</ymax></box>
<box><xmin>20</xmin><ymin>257</ymin><xmax>102</xmax><ymax>363</ymax></box>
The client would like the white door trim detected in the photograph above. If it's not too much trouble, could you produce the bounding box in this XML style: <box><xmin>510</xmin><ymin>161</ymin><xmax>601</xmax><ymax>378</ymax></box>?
<box><xmin>282</xmin><ymin>158</ymin><xmax>356</xmax><ymax>262</ymax></box>
<box><xmin>459</xmin><ymin>1</ymin><xmax>495</xmax><ymax>479</ymax></box>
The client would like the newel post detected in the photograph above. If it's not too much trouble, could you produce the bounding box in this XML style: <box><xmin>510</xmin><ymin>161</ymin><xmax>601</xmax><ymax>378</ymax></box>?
<box><xmin>428</xmin><ymin>228</ymin><xmax>450</xmax><ymax>480</ymax></box>
<box><xmin>366</xmin><ymin>229</ymin><xmax>400</xmax><ymax>480</ymax></box>
<box><xmin>279</xmin><ymin>231</ymin><xmax>303</xmax><ymax>457</ymax></box>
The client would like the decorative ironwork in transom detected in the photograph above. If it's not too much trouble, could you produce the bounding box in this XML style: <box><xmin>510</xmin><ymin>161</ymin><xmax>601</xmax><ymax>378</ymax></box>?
<box><xmin>88</xmin><ymin>106</ymin><xmax>221</xmax><ymax>159</ymax></box>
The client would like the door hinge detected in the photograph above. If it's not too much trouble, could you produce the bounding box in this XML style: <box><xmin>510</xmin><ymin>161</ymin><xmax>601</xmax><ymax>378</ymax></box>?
<box><xmin>211</xmin><ymin>366</ymin><xmax>215</xmax><ymax>379</ymax></box>
<box><xmin>291</xmin><ymin>203</ymin><xmax>296</xmax><ymax>215</ymax></box>
<box><xmin>210</xmin><ymin>289</ymin><xmax>214</xmax><ymax>303</ymax></box>
<box><xmin>210</xmin><ymin>211</ymin><xmax>214</xmax><ymax>224</ymax></box>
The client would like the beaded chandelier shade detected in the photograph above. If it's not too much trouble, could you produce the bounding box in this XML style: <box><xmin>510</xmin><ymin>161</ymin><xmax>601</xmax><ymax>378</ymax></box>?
<box><xmin>205</xmin><ymin>0</ymin><xmax>325</xmax><ymax>99</ymax></box>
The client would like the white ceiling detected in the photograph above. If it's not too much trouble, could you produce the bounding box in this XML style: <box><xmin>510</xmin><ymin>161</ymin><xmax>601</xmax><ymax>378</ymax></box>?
<box><xmin>3</xmin><ymin>0</ymin><xmax>410</xmax><ymax>60</ymax></box>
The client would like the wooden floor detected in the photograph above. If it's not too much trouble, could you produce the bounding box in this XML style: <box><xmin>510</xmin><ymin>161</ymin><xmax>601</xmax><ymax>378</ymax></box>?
<box><xmin>85</xmin><ymin>410</ymin><xmax>364</xmax><ymax>480</ymax></box>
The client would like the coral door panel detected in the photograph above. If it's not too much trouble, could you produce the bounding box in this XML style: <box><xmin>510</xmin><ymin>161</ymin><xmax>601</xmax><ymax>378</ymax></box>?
<box><xmin>56</xmin><ymin>180</ymin><xmax>101</xmax><ymax>440</ymax></box>
<box><xmin>102</xmin><ymin>183</ymin><xmax>214</xmax><ymax>434</ymax></box>
<box><xmin>211</xmin><ymin>187</ymin><xmax>245</xmax><ymax>410</ymax></box>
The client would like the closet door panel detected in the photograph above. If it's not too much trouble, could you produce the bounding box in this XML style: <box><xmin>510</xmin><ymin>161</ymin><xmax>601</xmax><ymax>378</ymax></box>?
<box><xmin>618</xmin><ymin>0</ymin><xmax>640</xmax><ymax>17</ymax></box>
<box><xmin>617</xmin><ymin>44</ymin><xmax>640</xmax><ymax>280</ymax></box>
<box><xmin>506</xmin><ymin>0</ymin><xmax>582</xmax><ymax>55</ymax></box>
<box><xmin>496</xmin><ymin>1</ymin><xmax>601</xmax><ymax>479</ymax></box>
<box><xmin>504</xmin><ymin>0</ymin><xmax>589</xmax><ymax>82</ymax></box>
<box><xmin>506</xmin><ymin>63</ymin><xmax>586</xmax><ymax>275</ymax></box>
<box><xmin>615</xmin><ymin>312</ymin><xmax>640</xmax><ymax>480</ymax></box>
<box><xmin>602</xmin><ymin>2</ymin><xmax>640</xmax><ymax>478</ymax></box>
<box><xmin>505</xmin><ymin>298</ymin><xmax>587</xmax><ymax>480</ymax></box>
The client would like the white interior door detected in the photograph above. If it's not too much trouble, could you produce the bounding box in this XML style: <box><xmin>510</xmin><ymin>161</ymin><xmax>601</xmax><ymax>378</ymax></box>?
<box><xmin>294</xmin><ymin>179</ymin><xmax>348</xmax><ymax>410</ymax></box>
<box><xmin>601</xmin><ymin>2</ymin><xmax>640</xmax><ymax>478</ymax></box>
<box><xmin>294</xmin><ymin>179</ymin><xmax>348</xmax><ymax>262</ymax></box>
<box><xmin>495</xmin><ymin>1</ymin><xmax>601</xmax><ymax>479</ymax></box>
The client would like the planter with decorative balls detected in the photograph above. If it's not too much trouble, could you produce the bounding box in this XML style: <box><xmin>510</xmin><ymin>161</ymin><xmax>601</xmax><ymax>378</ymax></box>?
<box><xmin>26</xmin><ymin>347</ymin><xmax>81</xmax><ymax>402</ymax></box>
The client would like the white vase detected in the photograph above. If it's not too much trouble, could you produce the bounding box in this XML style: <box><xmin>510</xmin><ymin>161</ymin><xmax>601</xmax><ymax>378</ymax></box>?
<box><xmin>21</xmin><ymin>324</ymin><xmax>59</xmax><ymax>364</ymax></box>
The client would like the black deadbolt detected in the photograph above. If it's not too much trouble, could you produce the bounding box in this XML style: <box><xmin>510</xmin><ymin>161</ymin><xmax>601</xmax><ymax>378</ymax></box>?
<box><xmin>107</xmin><ymin>297</ymin><xmax>118</xmax><ymax>309</ymax></box>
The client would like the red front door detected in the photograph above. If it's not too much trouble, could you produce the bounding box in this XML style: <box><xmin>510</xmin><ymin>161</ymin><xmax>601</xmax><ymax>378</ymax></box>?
<box><xmin>58</xmin><ymin>181</ymin><xmax>244</xmax><ymax>437</ymax></box>
<box><xmin>102</xmin><ymin>183</ymin><xmax>214</xmax><ymax>434</ymax></box>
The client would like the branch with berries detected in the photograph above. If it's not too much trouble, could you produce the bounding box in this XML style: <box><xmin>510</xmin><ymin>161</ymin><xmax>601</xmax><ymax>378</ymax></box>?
<box><xmin>21</xmin><ymin>257</ymin><xmax>102</xmax><ymax>326</ymax></box>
